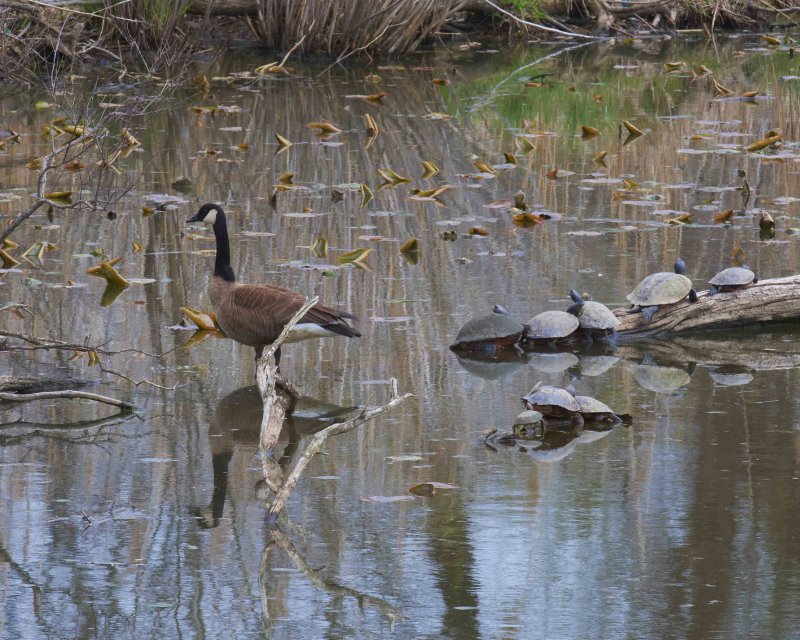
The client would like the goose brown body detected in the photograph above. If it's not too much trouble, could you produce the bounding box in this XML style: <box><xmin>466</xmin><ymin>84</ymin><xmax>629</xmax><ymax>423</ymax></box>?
<box><xmin>187</xmin><ymin>203</ymin><xmax>360</xmax><ymax>361</ymax></box>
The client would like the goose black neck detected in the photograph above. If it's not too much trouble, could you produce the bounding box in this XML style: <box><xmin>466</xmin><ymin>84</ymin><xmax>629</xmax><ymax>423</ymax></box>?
<box><xmin>212</xmin><ymin>208</ymin><xmax>236</xmax><ymax>282</ymax></box>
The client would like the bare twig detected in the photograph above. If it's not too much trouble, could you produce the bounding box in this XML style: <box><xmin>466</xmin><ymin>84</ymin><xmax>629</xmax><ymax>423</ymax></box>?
<box><xmin>476</xmin><ymin>0</ymin><xmax>603</xmax><ymax>39</ymax></box>
<box><xmin>0</xmin><ymin>390</ymin><xmax>133</xmax><ymax>411</ymax></box>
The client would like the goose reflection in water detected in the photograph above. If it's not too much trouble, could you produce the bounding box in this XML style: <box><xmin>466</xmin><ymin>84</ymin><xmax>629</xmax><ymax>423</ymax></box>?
<box><xmin>194</xmin><ymin>385</ymin><xmax>357</xmax><ymax>529</ymax></box>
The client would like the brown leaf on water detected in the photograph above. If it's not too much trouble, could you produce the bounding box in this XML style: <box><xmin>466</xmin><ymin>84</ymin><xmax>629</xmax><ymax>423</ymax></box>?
<box><xmin>275</xmin><ymin>133</ymin><xmax>292</xmax><ymax>149</ymax></box>
<box><xmin>133</xmin><ymin>241</ymin><xmax>142</xmax><ymax>253</ymax></box>
<box><xmin>474</xmin><ymin>161</ymin><xmax>495</xmax><ymax>174</ymax></box>
<box><xmin>546</xmin><ymin>168</ymin><xmax>560</xmax><ymax>180</ymax></box>
<box><xmin>237</xmin><ymin>142</ymin><xmax>249</xmax><ymax>150</ymax></box>
<box><xmin>400</xmin><ymin>238</ymin><xmax>418</xmax><ymax>253</ymax></box>
<box><xmin>64</xmin><ymin>161</ymin><xmax>84</xmax><ymax>172</ymax></box>
<box><xmin>592</xmin><ymin>94</ymin><xmax>604</xmax><ymax>103</ymax></box>
<box><xmin>761</xmin><ymin>34</ymin><xmax>781</xmax><ymax>46</ymax></box>
<box><xmin>622</xmin><ymin>178</ymin><xmax>638</xmax><ymax>190</ymax></box>
<box><xmin>278</xmin><ymin>172</ymin><xmax>294</xmax><ymax>185</ymax></box>
<box><xmin>121</xmin><ymin>128</ymin><xmax>141</xmax><ymax>148</ymax></box>
<box><xmin>410</xmin><ymin>185</ymin><xmax>449</xmax><ymax>198</ymax></box>
<box><xmin>714</xmin><ymin>209</ymin><xmax>734</xmax><ymax>223</ymax></box>
<box><xmin>87</xmin><ymin>350</ymin><xmax>101</xmax><ymax>367</ymax></box>
<box><xmin>363</xmin><ymin>91</ymin><xmax>387</xmax><ymax>103</ymax></box>
<box><xmin>306</xmin><ymin>122</ymin><xmax>342</xmax><ymax>134</ymax></box>
<box><xmin>667</xmin><ymin>213</ymin><xmax>692</xmax><ymax>225</ymax></box>
<box><xmin>593</xmin><ymin>150</ymin><xmax>608</xmax><ymax>166</ymax></box>
<box><xmin>45</xmin><ymin>190</ymin><xmax>72</xmax><ymax>200</ymax></box>
<box><xmin>581</xmin><ymin>125</ymin><xmax>600</xmax><ymax>140</ymax></box>
<box><xmin>26</xmin><ymin>158</ymin><xmax>42</xmax><ymax>171</ymax></box>
<box><xmin>467</xmin><ymin>227</ymin><xmax>489</xmax><ymax>236</ymax></box>
<box><xmin>697</xmin><ymin>64</ymin><xmax>713</xmax><ymax>76</ymax></box>
<box><xmin>3</xmin><ymin>239</ymin><xmax>18</xmax><ymax>250</ymax></box>
<box><xmin>142</xmin><ymin>206</ymin><xmax>155</xmax><ymax>217</ymax></box>
<box><xmin>194</xmin><ymin>74</ymin><xmax>211</xmax><ymax>93</ymax></box>
<box><xmin>364</xmin><ymin>73</ymin><xmax>381</xmax><ymax>82</ymax></box>
<box><xmin>663</xmin><ymin>61</ymin><xmax>685</xmax><ymax>71</ymax></box>
<box><xmin>712</xmin><ymin>78</ymin><xmax>733</xmax><ymax>97</ymax></box>
<box><xmin>741</xmin><ymin>90</ymin><xmax>759</xmax><ymax>98</ymax></box>
<box><xmin>339</xmin><ymin>248</ymin><xmax>373</xmax><ymax>268</ymax></box>
<box><xmin>87</xmin><ymin>258</ymin><xmax>130</xmax><ymax>288</ymax></box>
<box><xmin>622</xmin><ymin>120</ymin><xmax>644</xmax><ymax>137</ymax></box>
<box><xmin>516</xmin><ymin>137</ymin><xmax>535</xmax><ymax>153</ymax></box>
<box><xmin>409</xmin><ymin>483</ymin><xmax>435</xmax><ymax>497</ymax></box>
<box><xmin>0</xmin><ymin>248</ymin><xmax>20</xmax><ymax>269</ymax></box>
<box><xmin>421</xmin><ymin>161</ymin><xmax>439</xmax><ymax>178</ymax></box>
<box><xmin>503</xmin><ymin>152</ymin><xmax>517</xmax><ymax>164</ymax></box>
<box><xmin>432</xmin><ymin>78</ymin><xmax>450</xmax><ymax>86</ymax></box>
<box><xmin>513</xmin><ymin>212</ymin><xmax>544</xmax><ymax>228</ymax></box>
<box><xmin>746</xmin><ymin>134</ymin><xmax>782</xmax><ymax>152</ymax></box>
<box><xmin>181</xmin><ymin>306</ymin><xmax>218</xmax><ymax>331</ymax></box>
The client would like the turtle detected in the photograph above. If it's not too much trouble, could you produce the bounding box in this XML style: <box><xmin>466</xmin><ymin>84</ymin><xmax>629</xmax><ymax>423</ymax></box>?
<box><xmin>521</xmin><ymin>309</ymin><xmax>580</xmax><ymax>344</ymax></box>
<box><xmin>628</xmin><ymin>363</ymin><xmax>691</xmax><ymax>394</ymax></box>
<box><xmin>568</xmin><ymin>290</ymin><xmax>620</xmax><ymax>340</ymax></box>
<box><xmin>708</xmin><ymin>266</ymin><xmax>757</xmax><ymax>296</ymax></box>
<box><xmin>512</xmin><ymin>409</ymin><xmax>545</xmax><ymax>439</ymax></box>
<box><xmin>626</xmin><ymin>258</ymin><xmax>698</xmax><ymax>323</ymax></box>
<box><xmin>575</xmin><ymin>395</ymin><xmax>633</xmax><ymax>425</ymax></box>
<box><xmin>450</xmin><ymin>306</ymin><xmax>524</xmax><ymax>352</ymax></box>
<box><xmin>521</xmin><ymin>384</ymin><xmax>582</xmax><ymax>424</ymax></box>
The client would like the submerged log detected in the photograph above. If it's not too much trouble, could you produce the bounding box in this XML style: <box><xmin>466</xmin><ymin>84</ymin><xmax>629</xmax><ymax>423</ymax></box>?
<box><xmin>615</xmin><ymin>275</ymin><xmax>800</xmax><ymax>337</ymax></box>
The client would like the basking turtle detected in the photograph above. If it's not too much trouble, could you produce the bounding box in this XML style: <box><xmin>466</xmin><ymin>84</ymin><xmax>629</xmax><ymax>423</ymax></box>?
<box><xmin>512</xmin><ymin>409</ymin><xmax>544</xmax><ymax>439</ymax></box>
<box><xmin>450</xmin><ymin>306</ymin><xmax>524</xmax><ymax>352</ymax></box>
<box><xmin>521</xmin><ymin>384</ymin><xmax>582</xmax><ymax>424</ymax></box>
<box><xmin>575</xmin><ymin>395</ymin><xmax>632</xmax><ymax>425</ymax></box>
<box><xmin>568</xmin><ymin>290</ymin><xmax>620</xmax><ymax>339</ymax></box>
<box><xmin>521</xmin><ymin>309</ymin><xmax>580</xmax><ymax>344</ymax></box>
<box><xmin>708</xmin><ymin>266</ymin><xmax>757</xmax><ymax>296</ymax></box>
<box><xmin>627</xmin><ymin>258</ymin><xmax>698</xmax><ymax>323</ymax></box>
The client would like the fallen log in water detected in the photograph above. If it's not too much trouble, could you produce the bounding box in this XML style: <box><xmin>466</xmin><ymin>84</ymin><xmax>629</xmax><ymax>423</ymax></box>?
<box><xmin>614</xmin><ymin>275</ymin><xmax>800</xmax><ymax>337</ymax></box>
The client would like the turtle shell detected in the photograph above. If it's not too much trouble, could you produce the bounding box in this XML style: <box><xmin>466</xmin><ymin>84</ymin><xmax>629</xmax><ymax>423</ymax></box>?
<box><xmin>521</xmin><ymin>385</ymin><xmax>579</xmax><ymax>414</ymax></box>
<box><xmin>627</xmin><ymin>272</ymin><xmax>692</xmax><ymax>306</ymax></box>
<box><xmin>575</xmin><ymin>395</ymin><xmax>614</xmax><ymax>415</ymax></box>
<box><xmin>578</xmin><ymin>301</ymin><xmax>620</xmax><ymax>331</ymax></box>
<box><xmin>523</xmin><ymin>310</ymin><xmax>579</xmax><ymax>340</ymax></box>
<box><xmin>513</xmin><ymin>409</ymin><xmax>544</xmax><ymax>426</ymax></box>
<box><xmin>450</xmin><ymin>313</ymin><xmax>523</xmax><ymax>349</ymax></box>
<box><xmin>709</xmin><ymin>267</ymin><xmax>755</xmax><ymax>287</ymax></box>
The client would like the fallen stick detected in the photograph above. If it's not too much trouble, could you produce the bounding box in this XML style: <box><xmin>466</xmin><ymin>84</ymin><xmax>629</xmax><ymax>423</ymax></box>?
<box><xmin>615</xmin><ymin>275</ymin><xmax>800</xmax><ymax>337</ymax></box>
<box><xmin>0</xmin><ymin>390</ymin><xmax>133</xmax><ymax>411</ymax></box>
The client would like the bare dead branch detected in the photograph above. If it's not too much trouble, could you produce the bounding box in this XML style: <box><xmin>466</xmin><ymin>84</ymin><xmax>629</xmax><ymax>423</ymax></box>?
<box><xmin>0</xmin><ymin>390</ymin><xmax>133</xmax><ymax>411</ymax></box>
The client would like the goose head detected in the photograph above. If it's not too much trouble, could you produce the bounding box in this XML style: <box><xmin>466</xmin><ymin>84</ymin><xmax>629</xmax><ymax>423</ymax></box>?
<box><xmin>187</xmin><ymin>203</ymin><xmax>223</xmax><ymax>225</ymax></box>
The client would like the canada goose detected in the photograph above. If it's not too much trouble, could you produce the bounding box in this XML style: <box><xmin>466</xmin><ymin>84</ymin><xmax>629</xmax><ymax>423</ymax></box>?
<box><xmin>186</xmin><ymin>203</ymin><xmax>360</xmax><ymax>364</ymax></box>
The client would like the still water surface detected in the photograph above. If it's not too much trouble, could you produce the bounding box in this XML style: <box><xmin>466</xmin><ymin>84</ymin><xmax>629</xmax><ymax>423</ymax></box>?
<box><xmin>2</xmin><ymin>36</ymin><xmax>800</xmax><ymax>639</ymax></box>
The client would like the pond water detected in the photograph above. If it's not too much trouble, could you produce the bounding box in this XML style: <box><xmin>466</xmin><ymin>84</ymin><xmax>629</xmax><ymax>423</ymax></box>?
<box><xmin>2</xmin><ymin>35</ymin><xmax>800</xmax><ymax>639</ymax></box>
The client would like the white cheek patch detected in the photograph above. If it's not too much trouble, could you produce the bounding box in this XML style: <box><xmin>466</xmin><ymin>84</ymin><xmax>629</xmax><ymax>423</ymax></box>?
<box><xmin>284</xmin><ymin>323</ymin><xmax>340</xmax><ymax>343</ymax></box>
<box><xmin>205</xmin><ymin>210</ymin><xmax>217</xmax><ymax>225</ymax></box>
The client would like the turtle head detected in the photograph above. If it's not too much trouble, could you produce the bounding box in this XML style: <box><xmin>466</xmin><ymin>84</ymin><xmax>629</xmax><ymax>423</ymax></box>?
<box><xmin>493</xmin><ymin>304</ymin><xmax>511</xmax><ymax>316</ymax></box>
<box><xmin>569</xmin><ymin>289</ymin><xmax>583</xmax><ymax>303</ymax></box>
<box><xmin>566</xmin><ymin>301</ymin><xmax>585</xmax><ymax>317</ymax></box>
<box><xmin>674</xmin><ymin>257</ymin><xmax>687</xmax><ymax>275</ymax></box>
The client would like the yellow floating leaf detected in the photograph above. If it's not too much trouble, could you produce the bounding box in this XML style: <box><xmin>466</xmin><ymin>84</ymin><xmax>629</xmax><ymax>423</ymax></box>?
<box><xmin>312</xmin><ymin>237</ymin><xmax>328</xmax><ymax>258</ymax></box>
<box><xmin>360</xmin><ymin>183</ymin><xmax>373</xmax><ymax>207</ymax></box>
<box><xmin>87</xmin><ymin>350</ymin><xmax>101</xmax><ymax>367</ymax></box>
<box><xmin>622</xmin><ymin>120</ymin><xmax>645</xmax><ymax>137</ymax></box>
<box><xmin>121</xmin><ymin>128</ymin><xmax>141</xmax><ymax>148</ymax></box>
<box><xmin>306</xmin><ymin>121</ymin><xmax>342</xmax><ymax>134</ymax></box>
<box><xmin>741</xmin><ymin>90</ymin><xmax>759</xmax><ymax>98</ymax></box>
<box><xmin>747</xmin><ymin>134</ymin><xmax>782</xmax><ymax>152</ymax></box>
<box><xmin>400</xmin><ymin>238</ymin><xmax>418</xmax><ymax>253</ymax></box>
<box><xmin>761</xmin><ymin>34</ymin><xmax>781</xmax><ymax>46</ymax></box>
<box><xmin>410</xmin><ymin>185</ymin><xmax>449</xmax><ymax>198</ymax></box>
<box><xmin>278</xmin><ymin>172</ymin><xmax>294</xmax><ymax>185</ymax></box>
<box><xmin>667</xmin><ymin>213</ymin><xmax>692</xmax><ymax>225</ymax></box>
<box><xmin>64</xmin><ymin>161</ymin><xmax>84</xmax><ymax>172</ymax></box>
<box><xmin>714</xmin><ymin>209</ymin><xmax>734</xmax><ymax>224</ymax></box>
<box><xmin>237</xmin><ymin>142</ymin><xmax>249</xmax><ymax>150</ymax></box>
<box><xmin>45</xmin><ymin>190</ymin><xmax>72</xmax><ymax>200</ymax></box>
<box><xmin>133</xmin><ymin>241</ymin><xmax>142</xmax><ymax>253</ymax></box>
<box><xmin>474</xmin><ymin>161</ymin><xmax>495</xmax><ymax>174</ymax></box>
<box><xmin>712</xmin><ymin>78</ymin><xmax>733</xmax><ymax>97</ymax></box>
<box><xmin>193</xmin><ymin>74</ymin><xmax>211</xmax><ymax>93</ymax></box>
<box><xmin>622</xmin><ymin>178</ymin><xmax>638</xmax><ymax>189</ymax></box>
<box><xmin>339</xmin><ymin>247</ymin><xmax>373</xmax><ymax>268</ymax></box>
<box><xmin>0</xmin><ymin>248</ymin><xmax>20</xmax><ymax>268</ymax></box>
<box><xmin>513</xmin><ymin>212</ymin><xmax>543</xmax><ymax>228</ymax></box>
<box><xmin>364</xmin><ymin>113</ymin><xmax>379</xmax><ymax>137</ymax></box>
<box><xmin>378</xmin><ymin>168</ymin><xmax>411</xmax><ymax>183</ymax></box>
<box><xmin>516</xmin><ymin>137</ymin><xmax>535</xmax><ymax>153</ymax></box>
<box><xmin>191</xmin><ymin>105</ymin><xmax>216</xmax><ymax>115</ymax></box>
<box><xmin>3</xmin><ymin>239</ymin><xmax>18</xmax><ymax>250</ymax></box>
<box><xmin>421</xmin><ymin>161</ymin><xmax>439</xmax><ymax>178</ymax></box>
<box><xmin>142</xmin><ymin>206</ymin><xmax>155</xmax><ymax>217</ymax></box>
<box><xmin>364</xmin><ymin>74</ymin><xmax>381</xmax><ymax>83</ymax></box>
<box><xmin>26</xmin><ymin>158</ymin><xmax>42</xmax><ymax>171</ymax></box>
<box><xmin>593</xmin><ymin>150</ymin><xmax>608</xmax><ymax>166</ymax></box>
<box><xmin>663</xmin><ymin>61</ymin><xmax>685</xmax><ymax>71</ymax></box>
<box><xmin>467</xmin><ymin>227</ymin><xmax>489</xmax><ymax>236</ymax></box>
<box><xmin>181</xmin><ymin>306</ymin><xmax>218</xmax><ymax>331</ymax></box>
<box><xmin>409</xmin><ymin>483</ymin><xmax>435</xmax><ymax>497</ymax></box>
<box><xmin>254</xmin><ymin>62</ymin><xmax>278</xmax><ymax>74</ymax></box>
<box><xmin>275</xmin><ymin>133</ymin><xmax>292</xmax><ymax>148</ymax></box>
<box><xmin>59</xmin><ymin>124</ymin><xmax>85</xmax><ymax>137</ymax></box>
<box><xmin>503</xmin><ymin>152</ymin><xmax>517</xmax><ymax>164</ymax></box>
<box><xmin>581</xmin><ymin>125</ymin><xmax>600</xmax><ymax>140</ymax></box>
<box><xmin>69</xmin><ymin>350</ymin><xmax>84</xmax><ymax>362</ymax></box>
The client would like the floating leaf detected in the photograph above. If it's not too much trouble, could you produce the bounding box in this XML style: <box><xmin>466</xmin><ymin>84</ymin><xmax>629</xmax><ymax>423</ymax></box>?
<box><xmin>312</xmin><ymin>237</ymin><xmax>328</xmax><ymax>258</ymax></box>
<box><xmin>697</xmin><ymin>64</ymin><xmax>713</xmax><ymax>76</ymax></box>
<box><xmin>667</xmin><ymin>213</ymin><xmax>692</xmax><ymax>225</ymax></box>
<box><xmin>193</xmin><ymin>74</ymin><xmax>211</xmax><ymax>93</ymax></box>
<box><xmin>364</xmin><ymin>73</ymin><xmax>381</xmax><ymax>82</ymax></box>
<box><xmin>360</xmin><ymin>183</ymin><xmax>373</xmax><ymax>207</ymax></box>
<box><xmin>133</xmin><ymin>241</ymin><xmax>142</xmax><ymax>253</ymax></box>
<box><xmin>378</xmin><ymin>168</ymin><xmax>410</xmax><ymax>184</ymax></box>
<box><xmin>87</xmin><ymin>350</ymin><xmax>101</xmax><ymax>367</ymax></box>
<box><xmin>3</xmin><ymin>239</ymin><xmax>18</xmax><ymax>250</ymax></box>
<box><xmin>741</xmin><ymin>90</ymin><xmax>759</xmax><ymax>98</ymax></box>
<box><xmin>363</xmin><ymin>91</ymin><xmax>387</xmax><ymax>103</ymax></box>
<box><xmin>45</xmin><ymin>190</ymin><xmax>72</xmax><ymax>201</ymax></box>
<box><xmin>121</xmin><ymin>128</ymin><xmax>141</xmax><ymax>148</ymax></box>
<box><xmin>516</xmin><ymin>137</ymin><xmax>535</xmax><ymax>153</ymax></box>
<box><xmin>581</xmin><ymin>125</ymin><xmax>600</xmax><ymax>140</ymax></box>
<box><xmin>747</xmin><ymin>134</ymin><xmax>782</xmax><ymax>152</ymax></box>
<box><xmin>59</xmin><ymin>124</ymin><xmax>85</xmax><ymax>137</ymax></box>
<box><xmin>278</xmin><ymin>172</ymin><xmax>294</xmax><ymax>185</ymax></box>
<box><xmin>622</xmin><ymin>178</ymin><xmax>638</xmax><ymax>190</ymax></box>
<box><xmin>421</xmin><ymin>161</ymin><xmax>439</xmax><ymax>178</ymax></box>
<box><xmin>0</xmin><ymin>249</ymin><xmax>20</xmax><ymax>269</ymax></box>
<box><xmin>99</xmin><ymin>282</ymin><xmax>128</xmax><ymax>307</ymax></box>
<box><xmin>410</xmin><ymin>185</ymin><xmax>449</xmax><ymax>198</ymax></box>
<box><xmin>409</xmin><ymin>483</ymin><xmax>435</xmax><ymax>497</ymax></box>
<box><xmin>467</xmin><ymin>227</ymin><xmax>489</xmax><ymax>236</ymax></box>
<box><xmin>503</xmin><ymin>152</ymin><xmax>517</xmax><ymax>164</ymax></box>
<box><xmin>473</xmin><ymin>161</ymin><xmax>495</xmax><ymax>174</ymax></box>
<box><xmin>546</xmin><ymin>168</ymin><xmax>560</xmax><ymax>180</ymax></box>
<box><xmin>593</xmin><ymin>150</ymin><xmax>608</xmax><ymax>166</ymax></box>
<box><xmin>180</xmin><ymin>306</ymin><xmax>218</xmax><ymax>331</ymax></box>
<box><xmin>339</xmin><ymin>247</ymin><xmax>373</xmax><ymax>268</ymax></box>
<box><xmin>432</xmin><ymin>78</ymin><xmax>450</xmax><ymax>86</ymax></box>
<box><xmin>761</xmin><ymin>34</ymin><xmax>781</xmax><ymax>46</ymax></box>
<box><xmin>759</xmin><ymin>211</ymin><xmax>775</xmax><ymax>231</ymax></box>
<box><xmin>622</xmin><ymin>120</ymin><xmax>645</xmax><ymax>137</ymax></box>
<box><xmin>364</xmin><ymin>113</ymin><xmax>379</xmax><ymax>137</ymax></box>
<box><xmin>306</xmin><ymin>122</ymin><xmax>342</xmax><ymax>134</ymax></box>
<box><xmin>142</xmin><ymin>206</ymin><xmax>155</xmax><ymax>217</ymax></box>
<box><xmin>714</xmin><ymin>209</ymin><xmax>734</xmax><ymax>223</ymax></box>
<box><xmin>275</xmin><ymin>133</ymin><xmax>292</xmax><ymax>148</ymax></box>
<box><xmin>26</xmin><ymin>158</ymin><xmax>42</xmax><ymax>171</ymax></box>
<box><xmin>87</xmin><ymin>258</ymin><xmax>130</xmax><ymax>287</ymax></box>
<box><xmin>400</xmin><ymin>238</ymin><xmax>418</xmax><ymax>252</ymax></box>
<box><xmin>513</xmin><ymin>212</ymin><xmax>544</xmax><ymax>228</ymax></box>
<box><xmin>664</xmin><ymin>61</ymin><xmax>685</xmax><ymax>71</ymax></box>
<box><xmin>712</xmin><ymin>78</ymin><xmax>734</xmax><ymax>97</ymax></box>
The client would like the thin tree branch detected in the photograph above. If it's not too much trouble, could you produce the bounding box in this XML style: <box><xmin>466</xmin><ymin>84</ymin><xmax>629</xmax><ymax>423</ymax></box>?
<box><xmin>0</xmin><ymin>390</ymin><xmax>133</xmax><ymax>411</ymax></box>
